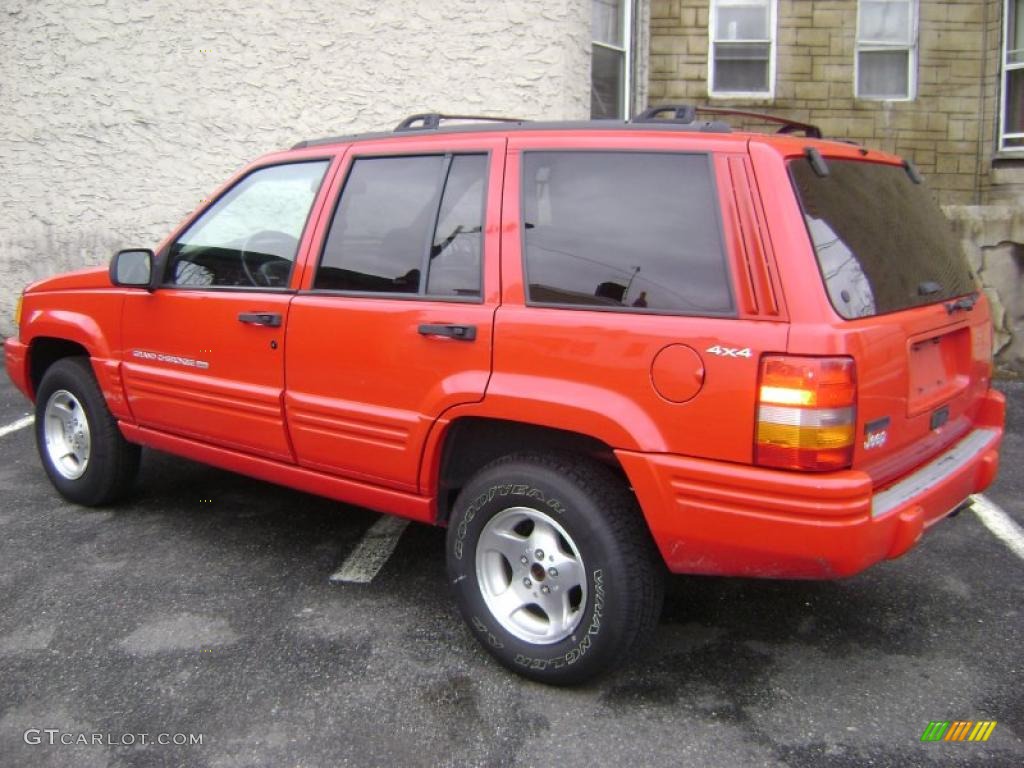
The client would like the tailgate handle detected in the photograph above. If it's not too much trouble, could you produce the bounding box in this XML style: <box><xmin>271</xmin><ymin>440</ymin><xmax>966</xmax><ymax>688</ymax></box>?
<box><xmin>238</xmin><ymin>312</ymin><xmax>282</xmax><ymax>327</ymax></box>
<box><xmin>418</xmin><ymin>323</ymin><xmax>476</xmax><ymax>341</ymax></box>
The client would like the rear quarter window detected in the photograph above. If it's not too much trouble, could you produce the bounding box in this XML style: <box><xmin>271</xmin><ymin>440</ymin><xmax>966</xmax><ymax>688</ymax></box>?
<box><xmin>790</xmin><ymin>158</ymin><xmax>976</xmax><ymax>319</ymax></box>
<box><xmin>521</xmin><ymin>151</ymin><xmax>734</xmax><ymax>316</ymax></box>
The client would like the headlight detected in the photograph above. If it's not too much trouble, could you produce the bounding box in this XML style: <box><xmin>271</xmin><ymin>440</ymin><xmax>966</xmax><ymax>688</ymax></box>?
<box><xmin>14</xmin><ymin>292</ymin><xmax>23</xmax><ymax>327</ymax></box>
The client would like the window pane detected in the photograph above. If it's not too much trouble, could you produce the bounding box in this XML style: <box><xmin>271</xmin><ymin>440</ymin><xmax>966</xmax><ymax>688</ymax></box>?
<box><xmin>715</xmin><ymin>3</ymin><xmax>769</xmax><ymax>41</ymax></box>
<box><xmin>1010</xmin><ymin>0</ymin><xmax>1024</xmax><ymax>61</ymax></box>
<box><xmin>591</xmin><ymin>44</ymin><xmax>624</xmax><ymax>118</ymax></box>
<box><xmin>168</xmin><ymin>161</ymin><xmax>328</xmax><ymax>288</ymax></box>
<box><xmin>857</xmin><ymin>49</ymin><xmax>909</xmax><ymax>98</ymax></box>
<box><xmin>592</xmin><ymin>0</ymin><xmax>622</xmax><ymax>47</ymax></box>
<box><xmin>316</xmin><ymin>156</ymin><xmax>444</xmax><ymax>292</ymax></box>
<box><xmin>522</xmin><ymin>152</ymin><xmax>733</xmax><ymax>315</ymax></box>
<box><xmin>1005</xmin><ymin>68</ymin><xmax>1024</xmax><ymax>135</ymax></box>
<box><xmin>427</xmin><ymin>155</ymin><xmax>487</xmax><ymax>298</ymax></box>
<box><xmin>714</xmin><ymin>42</ymin><xmax>770</xmax><ymax>92</ymax></box>
<box><xmin>858</xmin><ymin>0</ymin><xmax>912</xmax><ymax>44</ymax></box>
<box><xmin>790</xmin><ymin>160</ymin><xmax>975</xmax><ymax>319</ymax></box>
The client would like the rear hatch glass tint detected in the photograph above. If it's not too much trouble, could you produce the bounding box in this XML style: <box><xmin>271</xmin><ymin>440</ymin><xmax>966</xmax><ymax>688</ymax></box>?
<box><xmin>789</xmin><ymin>159</ymin><xmax>976</xmax><ymax>320</ymax></box>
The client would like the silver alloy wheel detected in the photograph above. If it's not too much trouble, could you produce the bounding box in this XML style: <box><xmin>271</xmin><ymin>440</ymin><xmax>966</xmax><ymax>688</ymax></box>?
<box><xmin>43</xmin><ymin>389</ymin><xmax>91</xmax><ymax>480</ymax></box>
<box><xmin>475</xmin><ymin>506</ymin><xmax>588</xmax><ymax>645</ymax></box>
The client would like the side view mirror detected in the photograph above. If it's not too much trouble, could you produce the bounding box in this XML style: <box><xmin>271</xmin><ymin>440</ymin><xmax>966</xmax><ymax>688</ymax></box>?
<box><xmin>109</xmin><ymin>249</ymin><xmax>155</xmax><ymax>289</ymax></box>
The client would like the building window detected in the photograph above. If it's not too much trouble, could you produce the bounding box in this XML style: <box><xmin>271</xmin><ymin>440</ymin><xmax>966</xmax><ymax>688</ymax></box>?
<box><xmin>709</xmin><ymin>0</ymin><xmax>777</xmax><ymax>97</ymax></box>
<box><xmin>855</xmin><ymin>0</ymin><xmax>918</xmax><ymax>100</ymax></box>
<box><xmin>591</xmin><ymin>0</ymin><xmax>633</xmax><ymax>118</ymax></box>
<box><xmin>1002</xmin><ymin>0</ymin><xmax>1024</xmax><ymax>151</ymax></box>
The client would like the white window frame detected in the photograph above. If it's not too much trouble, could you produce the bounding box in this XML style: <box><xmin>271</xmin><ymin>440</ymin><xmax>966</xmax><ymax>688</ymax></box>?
<box><xmin>855</xmin><ymin>0</ymin><xmax>918</xmax><ymax>101</ymax></box>
<box><xmin>1000</xmin><ymin>0</ymin><xmax>1024</xmax><ymax>152</ymax></box>
<box><xmin>591</xmin><ymin>0</ymin><xmax>634</xmax><ymax>119</ymax></box>
<box><xmin>708</xmin><ymin>0</ymin><xmax>778</xmax><ymax>99</ymax></box>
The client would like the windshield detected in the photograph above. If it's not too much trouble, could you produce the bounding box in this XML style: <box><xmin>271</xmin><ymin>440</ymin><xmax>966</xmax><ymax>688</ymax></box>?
<box><xmin>790</xmin><ymin>158</ymin><xmax>976</xmax><ymax>319</ymax></box>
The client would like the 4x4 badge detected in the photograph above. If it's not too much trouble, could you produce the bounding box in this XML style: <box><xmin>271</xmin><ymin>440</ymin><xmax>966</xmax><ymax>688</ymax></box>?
<box><xmin>706</xmin><ymin>345</ymin><xmax>752</xmax><ymax>358</ymax></box>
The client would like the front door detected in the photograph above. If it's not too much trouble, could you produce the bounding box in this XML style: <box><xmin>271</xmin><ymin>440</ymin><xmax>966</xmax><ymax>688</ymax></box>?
<box><xmin>285</xmin><ymin>136</ymin><xmax>504</xmax><ymax>491</ymax></box>
<box><xmin>121</xmin><ymin>159</ymin><xmax>333</xmax><ymax>461</ymax></box>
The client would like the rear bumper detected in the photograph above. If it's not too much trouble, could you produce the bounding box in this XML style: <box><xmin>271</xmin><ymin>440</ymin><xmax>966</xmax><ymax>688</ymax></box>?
<box><xmin>3</xmin><ymin>337</ymin><xmax>31</xmax><ymax>400</ymax></box>
<box><xmin>617</xmin><ymin>390</ymin><xmax>1004</xmax><ymax>579</ymax></box>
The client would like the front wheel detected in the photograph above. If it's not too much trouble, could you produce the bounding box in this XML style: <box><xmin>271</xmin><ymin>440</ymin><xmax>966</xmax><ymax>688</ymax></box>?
<box><xmin>35</xmin><ymin>357</ymin><xmax>141</xmax><ymax>506</ymax></box>
<box><xmin>446</xmin><ymin>453</ymin><xmax>664</xmax><ymax>685</ymax></box>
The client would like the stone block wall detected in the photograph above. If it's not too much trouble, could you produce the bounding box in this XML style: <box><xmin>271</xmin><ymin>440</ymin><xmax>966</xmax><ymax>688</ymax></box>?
<box><xmin>0</xmin><ymin>0</ymin><xmax>592</xmax><ymax>339</ymax></box>
<box><xmin>649</xmin><ymin>0</ymin><xmax>1017</xmax><ymax>205</ymax></box>
<box><xmin>948</xmin><ymin>206</ymin><xmax>1024</xmax><ymax>372</ymax></box>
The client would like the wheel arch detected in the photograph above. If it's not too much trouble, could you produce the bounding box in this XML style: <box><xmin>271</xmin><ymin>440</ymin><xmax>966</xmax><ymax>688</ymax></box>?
<box><xmin>28</xmin><ymin>337</ymin><xmax>92</xmax><ymax>397</ymax></box>
<box><xmin>428</xmin><ymin>416</ymin><xmax>628</xmax><ymax>524</ymax></box>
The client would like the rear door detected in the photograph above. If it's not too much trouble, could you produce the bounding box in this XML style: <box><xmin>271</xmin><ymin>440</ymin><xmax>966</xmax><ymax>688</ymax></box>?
<box><xmin>284</xmin><ymin>135</ymin><xmax>504</xmax><ymax>492</ymax></box>
<box><xmin>765</xmin><ymin>148</ymin><xmax>993</xmax><ymax>485</ymax></box>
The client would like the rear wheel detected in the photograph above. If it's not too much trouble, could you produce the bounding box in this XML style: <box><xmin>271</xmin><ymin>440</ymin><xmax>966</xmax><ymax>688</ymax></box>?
<box><xmin>35</xmin><ymin>357</ymin><xmax>140</xmax><ymax>506</ymax></box>
<box><xmin>446</xmin><ymin>452</ymin><xmax>664</xmax><ymax>685</ymax></box>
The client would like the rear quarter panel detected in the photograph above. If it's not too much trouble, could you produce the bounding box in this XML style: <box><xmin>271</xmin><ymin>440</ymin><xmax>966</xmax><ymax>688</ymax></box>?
<box><xmin>462</xmin><ymin>134</ymin><xmax>790</xmax><ymax>461</ymax></box>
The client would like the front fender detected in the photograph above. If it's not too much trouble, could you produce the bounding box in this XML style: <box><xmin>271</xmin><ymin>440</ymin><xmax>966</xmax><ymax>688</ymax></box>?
<box><xmin>24</xmin><ymin>308</ymin><xmax>113</xmax><ymax>360</ymax></box>
<box><xmin>20</xmin><ymin>297</ymin><xmax>130</xmax><ymax>419</ymax></box>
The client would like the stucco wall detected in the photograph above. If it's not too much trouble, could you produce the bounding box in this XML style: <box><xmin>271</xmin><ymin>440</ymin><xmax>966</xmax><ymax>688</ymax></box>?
<box><xmin>0</xmin><ymin>0</ymin><xmax>591</xmax><ymax>338</ymax></box>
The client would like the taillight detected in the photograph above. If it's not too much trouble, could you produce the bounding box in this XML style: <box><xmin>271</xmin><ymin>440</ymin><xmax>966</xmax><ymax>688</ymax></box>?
<box><xmin>755</xmin><ymin>355</ymin><xmax>856</xmax><ymax>471</ymax></box>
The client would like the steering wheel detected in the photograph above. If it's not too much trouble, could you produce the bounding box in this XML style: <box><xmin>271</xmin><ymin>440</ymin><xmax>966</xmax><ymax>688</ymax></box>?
<box><xmin>240</xmin><ymin>230</ymin><xmax>298</xmax><ymax>287</ymax></box>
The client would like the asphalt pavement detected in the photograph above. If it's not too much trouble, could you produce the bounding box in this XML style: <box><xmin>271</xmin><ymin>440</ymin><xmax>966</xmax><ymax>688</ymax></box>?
<box><xmin>0</xmin><ymin>376</ymin><xmax>1021</xmax><ymax>768</ymax></box>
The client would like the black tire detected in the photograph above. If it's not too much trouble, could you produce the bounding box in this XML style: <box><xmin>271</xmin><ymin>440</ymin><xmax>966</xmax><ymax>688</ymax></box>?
<box><xmin>446</xmin><ymin>452</ymin><xmax>664</xmax><ymax>685</ymax></box>
<box><xmin>35</xmin><ymin>357</ymin><xmax>140</xmax><ymax>506</ymax></box>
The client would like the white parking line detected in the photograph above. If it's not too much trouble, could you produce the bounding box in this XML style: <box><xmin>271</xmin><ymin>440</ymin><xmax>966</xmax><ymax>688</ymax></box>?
<box><xmin>329</xmin><ymin>515</ymin><xmax>410</xmax><ymax>584</ymax></box>
<box><xmin>971</xmin><ymin>494</ymin><xmax>1024</xmax><ymax>561</ymax></box>
<box><xmin>0</xmin><ymin>415</ymin><xmax>34</xmax><ymax>439</ymax></box>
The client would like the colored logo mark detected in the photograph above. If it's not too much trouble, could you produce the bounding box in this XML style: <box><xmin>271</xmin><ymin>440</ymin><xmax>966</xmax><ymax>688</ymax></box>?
<box><xmin>921</xmin><ymin>721</ymin><xmax>997</xmax><ymax>742</ymax></box>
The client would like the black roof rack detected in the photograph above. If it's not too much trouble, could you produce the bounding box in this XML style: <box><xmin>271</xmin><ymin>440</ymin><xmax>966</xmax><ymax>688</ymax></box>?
<box><xmin>291</xmin><ymin>116</ymin><xmax>733</xmax><ymax>149</ymax></box>
<box><xmin>296</xmin><ymin>106</ymin><xmax>828</xmax><ymax>150</ymax></box>
<box><xmin>634</xmin><ymin>104</ymin><xmax>822</xmax><ymax>139</ymax></box>
<box><xmin>394</xmin><ymin>113</ymin><xmax>528</xmax><ymax>132</ymax></box>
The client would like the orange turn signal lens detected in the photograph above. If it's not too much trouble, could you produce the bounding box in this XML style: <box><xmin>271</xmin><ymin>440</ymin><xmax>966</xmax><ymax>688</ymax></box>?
<box><xmin>755</xmin><ymin>355</ymin><xmax>856</xmax><ymax>471</ymax></box>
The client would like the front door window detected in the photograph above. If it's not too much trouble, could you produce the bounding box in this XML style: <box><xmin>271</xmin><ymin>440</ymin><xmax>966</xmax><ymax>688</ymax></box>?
<box><xmin>167</xmin><ymin>161</ymin><xmax>329</xmax><ymax>288</ymax></box>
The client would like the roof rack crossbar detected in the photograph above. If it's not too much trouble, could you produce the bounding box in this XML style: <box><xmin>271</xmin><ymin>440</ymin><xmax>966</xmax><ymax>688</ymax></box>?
<box><xmin>634</xmin><ymin>104</ymin><xmax>822</xmax><ymax>139</ymax></box>
<box><xmin>395</xmin><ymin>113</ymin><xmax>528</xmax><ymax>132</ymax></box>
<box><xmin>634</xmin><ymin>105</ymin><xmax>697</xmax><ymax>124</ymax></box>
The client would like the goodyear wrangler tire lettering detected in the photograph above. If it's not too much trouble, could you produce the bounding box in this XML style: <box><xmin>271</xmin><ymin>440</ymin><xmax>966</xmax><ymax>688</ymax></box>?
<box><xmin>445</xmin><ymin>453</ymin><xmax>664</xmax><ymax>685</ymax></box>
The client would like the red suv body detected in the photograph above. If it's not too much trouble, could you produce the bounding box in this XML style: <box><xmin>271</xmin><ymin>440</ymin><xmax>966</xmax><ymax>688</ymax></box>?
<box><xmin>5</xmin><ymin>110</ymin><xmax>1004</xmax><ymax>683</ymax></box>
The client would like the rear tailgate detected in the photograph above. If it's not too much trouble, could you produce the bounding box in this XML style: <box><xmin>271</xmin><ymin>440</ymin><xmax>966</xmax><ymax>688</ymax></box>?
<box><xmin>773</xmin><ymin>149</ymin><xmax>997</xmax><ymax>487</ymax></box>
<box><xmin>834</xmin><ymin>302</ymin><xmax>993</xmax><ymax>487</ymax></box>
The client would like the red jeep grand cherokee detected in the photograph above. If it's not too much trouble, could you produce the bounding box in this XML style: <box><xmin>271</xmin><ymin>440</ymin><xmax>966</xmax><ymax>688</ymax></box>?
<box><xmin>5</xmin><ymin>108</ymin><xmax>1004</xmax><ymax>684</ymax></box>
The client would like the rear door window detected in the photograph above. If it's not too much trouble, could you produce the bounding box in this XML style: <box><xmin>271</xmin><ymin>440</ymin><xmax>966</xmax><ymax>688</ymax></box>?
<box><xmin>315</xmin><ymin>154</ymin><xmax>486</xmax><ymax>298</ymax></box>
<box><xmin>521</xmin><ymin>152</ymin><xmax>734</xmax><ymax>315</ymax></box>
<box><xmin>790</xmin><ymin>159</ymin><xmax>976</xmax><ymax>319</ymax></box>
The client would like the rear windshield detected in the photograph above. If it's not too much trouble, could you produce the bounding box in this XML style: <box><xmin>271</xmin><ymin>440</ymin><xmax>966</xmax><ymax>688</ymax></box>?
<box><xmin>790</xmin><ymin>159</ymin><xmax>976</xmax><ymax>319</ymax></box>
